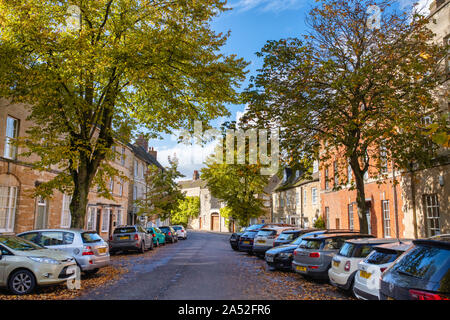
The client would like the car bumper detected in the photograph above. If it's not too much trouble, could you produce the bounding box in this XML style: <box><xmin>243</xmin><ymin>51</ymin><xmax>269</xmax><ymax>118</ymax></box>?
<box><xmin>292</xmin><ymin>261</ymin><xmax>329</xmax><ymax>279</ymax></box>
<box><xmin>328</xmin><ymin>268</ymin><xmax>353</xmax><ymax>289</ymax></box>
<box><xmin>353</xmin><ymin>286</ymin><xmax>379</xmax><ymax>300</ymax></box>
<box><xmin>238</xmin><ymin>243</ymin><xmax>253</xmax><ymax>252</ymax></box>
<box><xmin>266</xmin><ymin>257</ymin><xmax>293</xmax><ymax>270</ymax></box>
<box><xmin>35</xmin><ymin>262</ymin><xmax>77</xmax><ymax>285</ymax></box>
<box><xmin>77</xmin><ymin>254</ymin><xmax>110</xmax><ymax>271</ymax></box>
<box><xmin>110</xmin><ymin>241</ymin><xmax>140</xmax><ymax>251</ymax></box>
<box><xmin>253</xmin><ymin>245</ymin><xmax>272</xmax><ymax>255</ymax></box>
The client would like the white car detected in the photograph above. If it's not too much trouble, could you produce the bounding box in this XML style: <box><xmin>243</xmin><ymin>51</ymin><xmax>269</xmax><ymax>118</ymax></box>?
<box><xmin>171</xmin><ymin>225</ymin><xmax>187</xmax><ymax>240</ymax></box>
<box><xmin>252</xmin><ymin>226</ymin><xmax>296</xmax><ymax>258</ymax></box>
<box><xmin>328</xmin><ymin>238</ymin><xmax>400</xmax><ymax>292</ymax></box>
<box><xmin>354</xmin><ymin>241</ymin><xmax>412</xmax><ymax>300</ymax></box>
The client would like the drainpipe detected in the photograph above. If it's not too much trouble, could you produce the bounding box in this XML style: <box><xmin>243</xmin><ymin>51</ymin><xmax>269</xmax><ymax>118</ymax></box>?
<box><xmin>392</xmin><ymin>162</ymin><xmax>400</xmax><ymax>239</ymax></box>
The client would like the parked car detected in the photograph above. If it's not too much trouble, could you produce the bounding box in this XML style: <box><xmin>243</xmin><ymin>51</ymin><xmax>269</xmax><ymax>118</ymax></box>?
<box><xmin>109</xmin><ymin>225</ymin><xmax>153</xmax><ymax>254</ymax></box>
<box><xmin>253</xmin><ymin>227</ymin><xmax>297</xmax><ymax>258</ymax></box>
<box><xmin>274</xmin><ymin>229</ymin><xmax>313</xmax><ymax>247</ymax></box>
<box><xmin>238</xmin><ymin>230</ymin><xmax>260</xmax><ymax>255</ymax></box>
<box><xmin>159</xmin><ymin>226</ymin><xmax>178</xmax><ymax>243</ymax></box>
<box><xmin>0</xmin><ymin>235</ymin><xmax>77</xmax><ymax>295</ymax></box>
<box><xmin>18</xmin><ymin>229</ymin><xmax>110</xmax><ymax>275</ymax></box>
<box><xmin>328</xmin><ymin>238</ymin><xmax>402</xmax><ymax>292</ymax></box>
<box><xmin>230</xmin><ymin>223</ymin><xmax>294</xmax><ymax>251</ymax></box>
<box><xmin>380</xmin><ymin>235</ymin><xmax>450</xmax><ymax>300</ymax></box>
<box><xmin>354</xmin><ymin>241</ymin><xmax>413</xmax><ymax>300</ymax></box>
<box><xmin>292</xmin><ymin>232</ymin><xmax>374</xmax><ymax>279</ymax></box>
<box><xmin>146</xmin><ymin>226</ymin><xmax>166</xmax><ymax>247</ymax></box>
<box><xmin>265</xmin><ymin>230</ymin><xmax>325</xmax><ymax>271</ymax></box>
<box><xmin>172</xmin><ymin>225</ymin><xmax>187</xmax><ymax>240</ymax></box>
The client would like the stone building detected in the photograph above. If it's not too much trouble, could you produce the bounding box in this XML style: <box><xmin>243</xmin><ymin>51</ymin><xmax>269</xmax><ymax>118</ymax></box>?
<box><xmin>272</xmin><ymin>164</ymin><xmax>320</xmax><ymax>228</ymax></box>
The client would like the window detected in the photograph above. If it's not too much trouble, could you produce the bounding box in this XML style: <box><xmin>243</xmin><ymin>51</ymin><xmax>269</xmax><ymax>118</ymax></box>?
<box><xmin>121</xmin><ymin>147</ymin><xmax>125</xmax><ymax>166</ymax></box>
<box><xmin>87</xmin><ymin>207</ymin><xmax>97</xmax><ymax>231</ymax></box>
<box><xmin>347</xmin><ymin>164</ymin><xmax>353</xmax><ymax>184</ymax></box>
<box><xmin>118</xmin><ymin>178</ymin><xmax>123</xmax><ymax>196</ymax></box>
<box><xmin>324</xmin><ymin>168</ymin><xmax>329</xmax><ymax>190</ymax></box>
<box><xmin>0</xmin><ymin>186</ymin><xmax>18</xmax><ymax>233</ymax></box>
<box><xmin>39</xmin><ymin>231</ymin><xmax>74</xmax><ymax>246</ymax></box>
<box><xmin>382</xmin><ymin>200</ymin><xmax>391</xmax><ymax>238</ymax></box>
<box><xmin>133</xmin><ymin>185</ymin><xmax>138</xmax><ymax>201</ymax></box>
<box><xmin>280</xmin><ymin>194</ymin><xmax>284</xmax><ymax>208</ymax></box>
<box><xmin>325</xmin><ymin>207</ymin><xmax>330</xmax><ymax>229</ymax></box>
<box><xmin>117</xmin><ymin>209</ymin><xmax>122</xmax><ymax>226</ymax></box>
<box><xmin>35</xmin><ymin>196</ymin><xmax>48</xmax><ymax>229</ymax></box>
<box><xmin>423</xmin><ymin>194</ymin><xmax>441</xmax><ymax>237</ymax></box>
<box><xmin>333</xmin><ymin>161</ymin><xmax>338</xmax><ymax>187</ymax></box>
<box><xmin>296</xmin><ymin>191</ymin><xmax>299</xmax><ymax>204</ymax></box>
<box><xmin>134</xmin><ymin>160</ymin><xmax>139</xmax><ymax>177</ymax></box>
<box><xmin>4</xmin><ymin>116</ymin><xmax>19</xmax><ymax>159</ymax></box>
<box><xmin>60</xmin><ymin>194</ymin><xmax>71</xmax><ymax>228</ymax></box>
<box><xmin>108</xmin><ymin>179</ymin><xmax>114</xmax><ymax>193</ymax></box>
<box><xmin>313</xmin><ymin>161</ymin><xmax>319</xmax><ymax>173</ymax></box>
<box><xmin>311</xmin><ymin>188</ymin><xmax>317</xmax><ymax>205</ymax></box>
<box><xmin>101</xmin><ymin>209</ymin><xmax>110</xmax><ymax>233</ymax></box>
<box><xmin>303</xmin><ymin>189</ymin><xmax>307</xmax><ymax>206</ymax></box>
<box><xmin>348</xmin><ymin>203</ymin><xmax>354</xmax><ymax>231</ymax></box>
<box><xmin>380</xmin><ymin>146</ymin><xmax>388</xmax><ymax>173</ymax></box>
<box><xmin>335</xmin><ymin>218</ymin><xmax>340</xmax><ymax>229</ymax></box>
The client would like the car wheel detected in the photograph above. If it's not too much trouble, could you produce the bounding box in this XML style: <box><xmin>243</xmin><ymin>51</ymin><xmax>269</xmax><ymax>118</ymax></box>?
<box><xmin>109</xmin><ymin>250</ymin><xmax>116</xmax><ymax>255</ymax></box>
<box><xmin>149</xmin><ymin>240</ymin><xmax>154</xmax><ymax>250</ymax></box>
<box><xmin>8</xmin><ymin>269</ymin><xmax>36</xmax><ymax>295</ymax></box>
<box><xmin>139</xmin><ymin>242</ymin><xmax>145</xmax><ymax>254</ymax></box>
<box><xmin>156</xmin><ymin>239</ymin><xmax>159</xmax><ymax>247</ymax></box>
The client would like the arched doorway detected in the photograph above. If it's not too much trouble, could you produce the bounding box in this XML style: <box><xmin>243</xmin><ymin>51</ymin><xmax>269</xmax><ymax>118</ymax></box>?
<box><xmin>211</xmin><ymin>212</ymin><xmax>220</xmax><ymax>231</ymax></box>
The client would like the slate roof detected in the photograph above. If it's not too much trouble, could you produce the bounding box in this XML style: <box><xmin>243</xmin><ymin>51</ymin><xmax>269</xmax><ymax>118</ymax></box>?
<box><xmin>128</xmin><ymin>143</ymin><xmax>164</xmax><ymax>170</ymax></box>
<box><xmin>178</xmin><ymin>179</ymin><xmax>207</xmax><ymax>189</ymax></box>
<box><xmin>274</xmin><ymin>168</ymin><xmax>319</xmax><ymax>192</ymax></box>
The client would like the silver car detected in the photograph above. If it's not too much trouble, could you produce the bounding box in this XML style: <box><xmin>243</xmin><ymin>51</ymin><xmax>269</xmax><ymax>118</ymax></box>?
<box><xmin>171</xmin><ymin>225</ymin><xmax>187</xmax><ymax>240</ymax></box>
<box><xmin>17</xmin><ymin>229</ymin><xmax>110</xmax><ymax>275</ymax></box>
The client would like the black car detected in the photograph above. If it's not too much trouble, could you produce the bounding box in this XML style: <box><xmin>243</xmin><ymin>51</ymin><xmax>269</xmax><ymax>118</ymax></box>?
<box><xmin>159</xmin><ymin>226</ymin><xmax>178</xmax><ymax>243</ymax></box>
<box><xmin>238</xmin><ymin>230</ymin><xmax>260</xmax><ymax>255</ymax></box>
<box><xmin>229</xmin><ymin>223</ymin><xmax>288</xmax><ymax>251</ymax></box>
<box><xmin>274</xmin><ymin>229</ymin><xmax>317</xmax><ymax>247</ymax></box>
<box><xmin>265</xmin><ymin>230</ymin><xmax>325</xmax><ymax>270</ymax></box>
<box><xmin>380</xmin><ymin>235</ymin><xmax>450</xmax><ymax>300</ymax></box>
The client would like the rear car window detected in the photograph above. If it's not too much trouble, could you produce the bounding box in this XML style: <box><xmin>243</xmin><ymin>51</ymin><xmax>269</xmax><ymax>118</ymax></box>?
<box><xmin>278</xmin><ymin>233</ymin><xmax>296</xmax><ymax>241</ymax></box>
<box><xmin>365</xmin><ymin>249</ymin><xmax>401</xmax><ymax>265</ymax></box>
<box><xmin>160</xmin><ymin>227</ymin><xmax>170</xmax><ymax>232</ymax></box>
<box><xmin>257</xmin><ymin>230</ymin><xmax>277</xmax><ymax>237</ymax></box>
<box><xmin>243</xmin><ymin>231</ymin><xmax>258</xmax><ymax>238</ymax></box>
<box><xmin>392</xmin><ymin>245</ymin><xmax>450</xmax><ymax>281</ymax></box>
<box><xmin>339</xmin><ymin>243</ymin><xmax>374</xmax><ymax>258</ymax></box>
<box><xmin>299</xmin><ymin>239</ymin><xmax>323</xmax><ymax>249</ymax></box>
<box><xmin>173</xmin><ymin>226</ymin><xmax>182</xmax><ymax>230</ymax></box>
<box><xmin>82</xmin><ymin>232</ymin><xmax>103</xmax><ymax>243</ymax></box>
<box><xmin>114</xmin><ymin>227</ymin><xmax>136</xmax><ymax>234</ymax></box>
<box><xmin>323</xmin><ymin>238</ymin><xmax>345</xmax><ymax>250</ymax></box>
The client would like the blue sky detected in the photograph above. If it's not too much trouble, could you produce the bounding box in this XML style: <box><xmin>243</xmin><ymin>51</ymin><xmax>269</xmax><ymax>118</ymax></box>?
<box><xmin>148</xmin><ymin>0</ymin><xmax>432</xmax><ymax>179</ymax></box>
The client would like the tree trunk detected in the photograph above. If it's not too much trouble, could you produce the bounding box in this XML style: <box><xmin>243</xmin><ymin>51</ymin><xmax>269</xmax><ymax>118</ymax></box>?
<box><xmin>70</xmin><ymin>174</ymin><xmax>90</xmax><ymax>229</ymax></box>
<box><xmin>350</xmin><ymin>156</ymin><xmax>369</xmax><ymax>234</ymax></box>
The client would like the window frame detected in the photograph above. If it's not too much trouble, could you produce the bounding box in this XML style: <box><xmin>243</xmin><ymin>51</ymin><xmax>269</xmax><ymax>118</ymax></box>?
<box><xmin>4</xmin><ymin>115</ymin><xmax>20</xmax><ymax>160</ymax></box>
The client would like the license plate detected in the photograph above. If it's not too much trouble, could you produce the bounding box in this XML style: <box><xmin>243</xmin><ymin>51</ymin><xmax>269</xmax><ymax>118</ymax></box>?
<box><xmin>387</xmin><ymin>296</ymin><xmax>395</xmax><ymax>300</ymax></box>
<box><xmin>243</xmin><ymin>241</ymin><xmax>250</xmax><ymax>245</ymax></box>
<box><xmin>360</xmin><ymin>270</ymin><xmax>371</xmax><ymax>279</ymax></box>
<box><xmin>333</xmin><ymin>260</ymin><xmax>340</xmax><ymax>268</ymax></box>
<box><xmin>257</xmin><ymin>240</ymin><xmax>265</xmax><ymax>244</ymax></box>
<box><xmin>119</xmin><ymin>236</ymin><xmax>129</xmax><ymax>240</ymax></box>
<box><xmin>266</xmin><ymin>256</ymin><xmax>274</xmax><ymax>262</ymax></box>
<box><xmin>98</xmin><ymin>247</ymin><xmax>107</xmax><ymax>254</ymax></box>
<box><xmin>296</xmin><ymin>266</ymin><xmax>307</xmax><ymax>272</ymax></box>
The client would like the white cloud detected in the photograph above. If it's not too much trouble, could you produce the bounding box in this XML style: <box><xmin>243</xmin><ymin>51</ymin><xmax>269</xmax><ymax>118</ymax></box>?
<box><xmin>398</xmin><ymin>0</ymin><xmax>433</xmax><ymax>15</ymax></box>
<box><xmin>230</xmin><ymin>0</ymin><xmax>304</xmax><ymax>13</ymax></box>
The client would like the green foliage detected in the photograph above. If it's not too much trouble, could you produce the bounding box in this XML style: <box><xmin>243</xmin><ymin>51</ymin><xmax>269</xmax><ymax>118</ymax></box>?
<box><xmin>313</xmin><ymin>216</ymin><xmax>325</xmax><ymax>229</ymax></box>
<box><xmin>0</xmin><ymin>0</ymin><xmax>248</xmax><ymax>227</ymax></box>
<box><xmin>242</xmin><ymin>0</ymin><xmax>447</xmax><ymax>233</ymax></box>
<box><xmin>136</xmin><ymin>156</ymin><xmax>185</xmax><ymax>222</ymax></box>
<box><xmin>171</xmin><ymin>196</ymin><xmax>200</xmax><ymax>227</ymax></box>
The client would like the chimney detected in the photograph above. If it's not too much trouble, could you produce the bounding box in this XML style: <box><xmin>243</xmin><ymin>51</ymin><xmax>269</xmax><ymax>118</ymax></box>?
<box><xmin>193</xmin><ymin>170</ymin><xmax>199</xmax><ymax>181</ymax></box>
<box><xmin>148</xmin><ymin>146</ymin><xmax>157</xmax><ymax>160</ymax></box>
<box><xmin>136</xmin><ymin>135</ymin><xmax>148</xmax><ymax>152</ymax></box>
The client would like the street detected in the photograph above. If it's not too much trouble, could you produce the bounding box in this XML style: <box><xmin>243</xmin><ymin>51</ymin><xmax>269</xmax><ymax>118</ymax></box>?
<box><xmin>78</xmin><ymin>231</ymin><xmax>351</xmax><ymax>300</ymax></box>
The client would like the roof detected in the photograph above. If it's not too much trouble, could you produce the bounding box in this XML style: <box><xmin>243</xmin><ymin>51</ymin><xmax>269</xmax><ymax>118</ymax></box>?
<box><xmin>413</xmin><ymin>235</ymin><xmax>450</xmax><ymax>249</ymax></box>
<box><xmin>303</xmin><ymin>233</ymin><xmax>373</xmax><ymax>240</ymax></box>
<box><xmin>128</xmin><ymin>143</ymin><xmax>164</xmax><ymax>170</ymax></box>
<box><xmin>274</xmin><ymin>168</ymin><xmax>319</xmax><ymax>192</ymax></box>
<box><xmin>345</xmin><ymin>238</ymin><xmax>410</xmax><ymax>245</ymax></box>
<box><xmin>178</xmin><ymin>179</ymin><xmax>207</xmax><ymax>189</ymax></box>
<box><xmin>373</xmin><ymin>241</ymin><xmax>413</xmax><ymax>252</ymax></box>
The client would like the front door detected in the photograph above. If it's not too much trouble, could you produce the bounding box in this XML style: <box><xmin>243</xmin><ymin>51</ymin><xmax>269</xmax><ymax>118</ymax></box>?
<box><xmin>211</xmin><ymin>214</ymin><xmax>219</xmax><ymax>231</ymax></box>
<box><xmin>365</xmin><ymin>202</ymin><xmax>372</xmax><ymax>235</ymax></box>
<box><xmin>35</xmin><ymin>197</ymin><xmax>48</xmax><ymax>229</ymax></box>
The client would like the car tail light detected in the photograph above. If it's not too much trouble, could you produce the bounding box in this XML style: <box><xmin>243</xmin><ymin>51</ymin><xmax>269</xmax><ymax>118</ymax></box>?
<box><xmin>344</xmin><ymin>261</ymin><xmax>351</xmax><ymax>272</ymax></box>
<box><xmin>309</xmin><ymin>252</ymin><xmax>320</xmax><ymax>258</ymax></box>
<box><xmin>152</xmin><ymin>234</ymin><xmax>156</xmax><ymax>237</ymax></box>
<box><xmin>294</xmin><ymin>250</ymin><xmax>298</xmax><ymax>256</ymax></box>
<box><xmin>380</xmin><ymin>267</ymin><xmax>387</xmax><ymax>273</ymax></box>
<box><xmin>134</xmin><ymin>234</ymin><xmax>139</xmax><ymax>241</ymax></box>
<box><xmin>82</xmin><ymin>246</ymin><xmax>94</xmax><ymax>256</ymax></box>
<box><xmin>309</xmin><ymin>266</ymin><xmax>319</xmax><ymax>269</ymax></box>
<box><xmin>168</xmin><ymin>232</ymin><xmax>171</xmax><ymax>236</ymax></box>
<box><xmin>409</xmin><ymin>289</ymin><xmax>449</xmax><ymax>300</ymax></box>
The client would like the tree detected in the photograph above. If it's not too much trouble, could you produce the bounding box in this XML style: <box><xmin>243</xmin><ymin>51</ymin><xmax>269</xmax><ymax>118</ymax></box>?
<box><xmin>0</xmin><ymin>0</ymin><xmax>248</xmax><ymax>228</ymax></box>
<box><xmin>171</xmin><ymin>196</ymin><xmax>200</xmax><ymax>227</ymax></box>
<box><xmin>201</xmin><ymin>122</ymin><xmax>270</xmax><ymax>226</ymax></box>
<box><xmin>136</xmin><ymin>156</ymin><xmax>184</xmax><ymax>223</ymax></box>
<box><xmin>241</xmin><ymin>0</ymin><xmax>447</xmax><ymax>233</ymax></box>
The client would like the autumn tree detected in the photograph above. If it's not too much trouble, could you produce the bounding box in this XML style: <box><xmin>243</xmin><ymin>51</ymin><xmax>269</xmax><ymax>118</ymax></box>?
<box><xmin>0</xmin><ymin>0</ymin><xmax>247</xmax><ymax>228</ymax></box>
<box><xmin>241</xmin><ymin>0</ymin><xmax>448</xmax><ymax>233</ymax></box>
<box><xmin>136</xmin><ymin>156</ymin><xmax>185</xmax><ymax>223</ymax></box>
<box><xmin>171</xmin><ymin>196</ymin><xmax>200</xmax><ymax>227</ymax></box>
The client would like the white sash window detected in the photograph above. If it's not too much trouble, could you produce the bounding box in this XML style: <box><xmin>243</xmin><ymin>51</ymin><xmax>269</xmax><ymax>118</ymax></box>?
<box><xmin>0</xmin><ymin>186</ymin><xmax>17</xmax><ymax>233</ymax></box>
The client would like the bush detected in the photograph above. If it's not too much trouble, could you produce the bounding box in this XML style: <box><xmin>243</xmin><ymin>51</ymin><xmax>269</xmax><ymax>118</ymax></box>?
<box><xmin>314</xmin><ymin>216</ymin><xmax>326</xmax><ymax>229</ymax></box>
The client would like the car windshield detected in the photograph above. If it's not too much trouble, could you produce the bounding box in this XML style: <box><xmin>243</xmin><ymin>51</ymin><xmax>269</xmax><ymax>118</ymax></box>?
<box><xmin>172</xmin><ymin>226</ymin><xmax>182</xmax><ymax>230</ymax></box>
<box><xmin>278</xmin><ymin>233</ymin><xmax>296</xmax><ymax>241</ymax></box>
<box><xmin>365</xmin><ymin>249</ymin><xmax>401</xmax><ymax>265</ymax></box>
<box><xmin>299</xmin><ymin>239</ymin><xmax>323</xmax><ymax>249</ymax></box>
<box><xmin>0</xmin><ymin>236</ymin><xmax>43</xmax><ymax>251</ymax></box>
<box><xmin>82</xmin><ymin>232</ymin><xmax>103</xmax><ymax>243</ymax></box>
<box><xmin>114</xmin><ymin>227</ymin><xmax>136</xmax><ymax>234</ymax></box>
<box><xmin>246</xmin><ymin>224</ymin><xmax>264</xmax><ymax>231</ymax></box>
<box><xmin>392</xmin><ymin>245</ymin><xmax>450</xmax><ymax>281</ymax></box>
<box><xmin>339</xmin><ymin>243</ymin><xmax>374</xmax><ymax>258</ymax></box>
